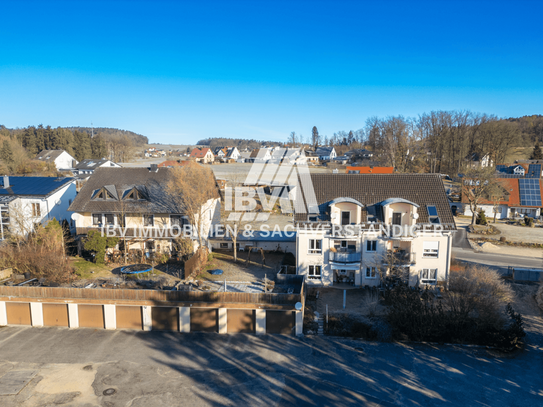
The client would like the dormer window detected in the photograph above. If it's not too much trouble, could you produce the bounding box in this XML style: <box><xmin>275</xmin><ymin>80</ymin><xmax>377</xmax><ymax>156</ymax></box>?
<box><xmin>125</xmin><ymin>188</ymin><xmax>139</xmax><ymax>200</ymax></box>
<box><xmin>92</xmin><ymin>187</ymin><xmax>117</xmax><ymax>200</ymax></box>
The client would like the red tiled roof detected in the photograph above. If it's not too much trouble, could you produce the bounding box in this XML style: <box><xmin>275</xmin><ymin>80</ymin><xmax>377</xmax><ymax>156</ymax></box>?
<box><xmin>190</xmin><ymin>148</ymin><xmax>211</xmax><ymax>158</ymax></box>
<box><xmin>346</xmin><ymin>166</ymin><xmax>394</xmax><ymax>174</ymax></box>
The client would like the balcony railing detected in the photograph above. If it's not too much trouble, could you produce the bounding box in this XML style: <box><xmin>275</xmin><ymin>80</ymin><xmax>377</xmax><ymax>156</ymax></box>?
<box><xmin>384</xmin><ymin>251</ymin><xmax>416</xmax><ymax>265</ymax></box>
<box><xmin>329</xmin><ymin>251</ymin><xmax>362</xmax><ymax>263</ymax></box>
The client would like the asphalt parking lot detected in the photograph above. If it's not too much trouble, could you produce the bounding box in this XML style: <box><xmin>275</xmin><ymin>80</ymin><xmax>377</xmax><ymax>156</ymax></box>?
<box><xmin>0</xmin><ymin>324</ymin><xmax>541</xmax><ymax>407</ymax></box>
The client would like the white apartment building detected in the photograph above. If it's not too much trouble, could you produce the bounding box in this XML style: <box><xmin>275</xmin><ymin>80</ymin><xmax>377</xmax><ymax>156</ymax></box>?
<box><xmin>295</xmin><ymin>173</ymin><xmax>456</xmax><ymax>288</ymax></box>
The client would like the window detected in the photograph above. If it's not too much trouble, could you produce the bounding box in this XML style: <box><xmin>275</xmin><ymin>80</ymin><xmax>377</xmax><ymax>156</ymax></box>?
<box><xmin>32</xmin><ymin>203</ymin><xmax>41</xmax><ymax>217</ymax></box>
<box><xmin>171</xmin><ymin>215</ymin><xmax>182</xmax><ymax>227</ymax></box>
<box><xmin>427</xmin><ymin>205</ymin><xmax>440</xmax><ymax>224</ymax></box>
<box><xmin>104</xmin><ymin>213</ymin><xmax>115</xmax><ymax>226</ymax></box>
<box><xmin>392</xmin><ymin>212</ymin><xmax>401</xmax><ymax>225</ymax></box>
<box><xmin>365</xmin><ymin>267</ymin><xmax>377</xmax><ymax>278</ymax></box>
<box><xmin>308</xmin><ymin>239</ymin><xmax>322</xmax><ymax>254</ymax></box>
<box><xmin>341</xmin><ymin>211</ymin><xmax>350</xmax><ymax>225</ymax></box>
<box><xmin>92</xmin><ymin>214</ymin><xmax>101</xmax><ymax>225</ymax></box>
<box><xmin>308</xmin><ymin>265</ymin><xmax>322</xmax><ymax>280</ymax></box>
<box><xmin>69</xmin><ymin>199</ymin><xmax>72</xmax><ymax>206</ymax></box>
<box><xmin>143</xmin><ymin>215</ymin><xmax>154</xmax><ymax>227</ymax></box>
<box><xmin>366</xmin><ymin>240</ymin><xmax>377</xmax><ymax>252</ymax></box>
<box><xmin>220</xmin><ymin>243</ymin><xmax>229</xmax><ymax>249</ymax></box>
<box><xmin>423</xmin><ymin>241</ymin><xmax>439</xmax><ymax>258</ymax></box>
<box><xmin>420</xmin><ymin>269</ymin><xmax>437</xmax><ymax>284</ymax></box>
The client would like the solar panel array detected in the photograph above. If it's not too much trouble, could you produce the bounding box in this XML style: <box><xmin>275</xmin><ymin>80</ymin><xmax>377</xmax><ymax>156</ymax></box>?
<box><xmin>496</xmin><ymin>165</ymin><xmax>508</xmax><ymax>174</ymax></box>
<box><xmin>0</xmin><ymin>177</ymin><xmax>72</xmax><ymax>196</ymax></box>
<box><xmin>495</xmin><ymin>174</ymin><xmax>523</xmax><ymax>179</ymax></box>
<box><xmin>526</xmin><ymin>164</ymin><xmax>542</xmax><ymax>179</ymax></box>
<box><xmin>519</xmin><ymin>179</ymin><xmax>542</xmax><ymax>207</ymax></box>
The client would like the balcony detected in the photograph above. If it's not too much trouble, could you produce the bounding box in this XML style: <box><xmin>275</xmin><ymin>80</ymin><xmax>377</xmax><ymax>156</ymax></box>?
<box><xmin>329</xmin><ymin>224</ymin><xmax>363</xmax><ymax>238</ymax></box>
<box><xmin>383</xmin><ymin>250</ymin><xmax>416</xmax><ymax>266</ymax></box>
<box><xmin>75</xmin><ymin>226</ymin><xmax>181</xmax><ymax>238</ymax></box>
<box><xmin>329</xmin><ymin>251</ymin><xmax>362</xmax><ymax>264</ymax></box>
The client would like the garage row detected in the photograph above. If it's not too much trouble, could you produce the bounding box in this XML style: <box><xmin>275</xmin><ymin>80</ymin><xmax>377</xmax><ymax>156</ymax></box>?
<box><xmin>0</xmin><ymin>302</ymin><xmax>303</xmax><ymax>335</ymax></box>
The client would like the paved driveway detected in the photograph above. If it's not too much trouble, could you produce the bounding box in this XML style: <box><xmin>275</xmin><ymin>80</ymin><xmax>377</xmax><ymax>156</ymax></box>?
<box><xmin>0</xmin><ymin>322</ymin><xmax>541</xmax><ymax>406</ymax></box>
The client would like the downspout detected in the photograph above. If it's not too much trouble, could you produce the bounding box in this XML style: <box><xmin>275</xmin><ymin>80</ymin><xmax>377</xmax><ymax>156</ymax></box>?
<box><xmin>445</xmin><ymin>231</ymin><xmax>451</xmax><ymax>290</ymax></box>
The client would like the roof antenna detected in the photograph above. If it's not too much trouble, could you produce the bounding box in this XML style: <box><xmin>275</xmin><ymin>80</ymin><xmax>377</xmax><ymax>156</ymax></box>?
<box><xmin>91</xmin><ymin>122</ymin><xmax>94</xmax><ymax>138</ymax></box>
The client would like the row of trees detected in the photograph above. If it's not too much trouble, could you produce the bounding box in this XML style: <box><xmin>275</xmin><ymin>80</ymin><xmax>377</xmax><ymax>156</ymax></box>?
<box><xmin>289</xmin><ymin>111</ymin><xmax>536</xmax><ymax>175</ymax></box>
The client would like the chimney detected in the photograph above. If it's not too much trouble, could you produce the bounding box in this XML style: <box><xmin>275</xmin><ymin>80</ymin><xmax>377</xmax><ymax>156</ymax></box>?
<box><xmin>3</xmin><ymin>175</ymin><xmax>9</xmax><ymax>189</ymax></box>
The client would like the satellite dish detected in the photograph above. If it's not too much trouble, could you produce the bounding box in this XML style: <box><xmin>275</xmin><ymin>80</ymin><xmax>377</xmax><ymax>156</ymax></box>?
<box><xmin>412</xmin><ymin>213</ymin><xmax>419</xmax><ymax>219</ymax></box>
<box><xmin>331</xmin><ymin>213</ymin><xmax>338</xmax><ymax>220</ymax></box>
<box><xmin>71</xmin><ymin>213</ymin><xmax>81</xmax><ymax>221</ymax></box>
<box><xmin>295</xmin><ymin>302</ymin><xmax>303</xmax><ymax>311</ymax></box>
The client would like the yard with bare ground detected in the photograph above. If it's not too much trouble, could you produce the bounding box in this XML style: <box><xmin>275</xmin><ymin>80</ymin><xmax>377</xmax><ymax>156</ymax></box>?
<box><xmin>195</xmin><ymin>250</ymin><xmax>286</xmax><ymax>282</ymax></box>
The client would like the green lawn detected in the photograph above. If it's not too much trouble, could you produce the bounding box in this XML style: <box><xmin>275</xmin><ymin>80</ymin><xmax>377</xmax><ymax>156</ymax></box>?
<box><xmin>70</xmin><ymin>257</ymin><xmax>114</xmax><ymax>279</ymax></box>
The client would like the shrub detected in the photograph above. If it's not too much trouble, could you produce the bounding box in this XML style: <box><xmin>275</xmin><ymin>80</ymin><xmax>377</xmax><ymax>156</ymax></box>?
<box><xmin>0</xmin><ymin>220</ymin><xmax>76</xmax><ymax>284</ymax></box>
<box><xmin>385</xmin><ymin>265</ymin><xmax>523</xmax><ymax>349</ymax></box>
<box><xmin>524</xmin><ymin>216</ymin><xmax>534</xmax><ymax>227</ymax></box>
<box><xmin>84</xmin><ymin>230</ymin><xmax>118</xmax><ymax>264</ymax></box>
<box><xmin>477</xmin><ymin>210</ymin><xmax>487</xmax><ymax>225</ymax></box>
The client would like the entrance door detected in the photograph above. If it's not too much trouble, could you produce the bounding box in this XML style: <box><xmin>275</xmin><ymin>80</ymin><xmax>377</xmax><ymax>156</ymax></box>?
<box><xmin>341</xmin><ymin>211</ymin><xmax>350</xmax><ymax>225</ymax></box>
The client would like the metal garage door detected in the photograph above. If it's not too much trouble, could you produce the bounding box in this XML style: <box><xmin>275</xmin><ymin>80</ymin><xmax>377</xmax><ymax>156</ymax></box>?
<box><xmin>190</xmin><ymin>309</ymin><xmax>218</xmax><ymax>333</ymax></box>
<box><xmin>116</xmin><ymin>306</ymin><xmax>143</xmax><ymax>330</ymax></box>
<box><xmin>266</xmin><ymin>310</ymin><xmax>294</xmax><ymax>335</ymax></box>
<box><xmin>151</xmin><ymin>307</ymin><xmax>178</xmax><ymax>331</ymax></box>
<box><xmin>43</xmin><ymin>304</ymin><xmax>69</xmax><ymax>327</ymax></box>
<box><xmin>6</xmin><ymin>302</ymin><xmax>31</xmax><ymax>325</ymax></box>
<box><xmin>227</xmin><ymin>309</ymin><xmax>255</xmax><ymax>333</ymax></box>
<box><xmin>78</xmin><ymin>305</ymin><xmax>104</xmax><ymax>328</ymax></box>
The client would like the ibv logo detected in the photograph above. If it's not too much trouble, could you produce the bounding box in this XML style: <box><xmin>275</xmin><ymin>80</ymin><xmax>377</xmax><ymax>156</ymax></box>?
<box><xmin>224</xmin><ymin>148</ymin><xmax>319</xmax><ymax>222</ymax></box>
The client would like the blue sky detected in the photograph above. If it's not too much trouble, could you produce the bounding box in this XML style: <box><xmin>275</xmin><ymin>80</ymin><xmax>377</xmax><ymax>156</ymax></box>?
<box><xmin>1</xmin><ymin>0</ymin><xmax>542</xmax><ymax>144</ymax></box>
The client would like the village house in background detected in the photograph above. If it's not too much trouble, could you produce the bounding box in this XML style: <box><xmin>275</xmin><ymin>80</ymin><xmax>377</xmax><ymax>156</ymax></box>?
<box><xmin>0</xmin><ymin>175</ymin><xmax>77</xmax><ymax>241</ymax></box>
<box><xmin>35</xmin><ymin>149</ymin><xmax>78</xmax><ymax>171</ymax></box>
<box><xmin>213</xmin><ymin>146</ymin><xmax>240</xmax><ymax>162</ymax></box>
<box><xmin>294</xmin><ymin>173</ymin><xmax>455</xmax><ymax>288</ymax></box>
<box><xmin>74</xmin><ymin>158</ymin><xmax>122</xmax><ymax>176</ymax></box>
<box><xmin>190</xmin><ymin>147</ymin><xmax>214</xmax><ymax>163</ymax></box>
<box><xmin>68</xmin><ymin>166</ymin><xmax>221</xmax><ymax>258</ymax></box>
<box><xmin>460</xmin><ymin>162</ymin><xmax>543</xmax><ymax>219</ymax></box>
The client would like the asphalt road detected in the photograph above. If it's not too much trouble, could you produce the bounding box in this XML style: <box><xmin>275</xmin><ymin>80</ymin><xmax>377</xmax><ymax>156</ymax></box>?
<box><xmin>0</xmin><ymin>326</ymin><xmax>541</xmax><ymax>406</ymax></box>
<box><xmin>452</xmin><ymin>247</ymin><xmax>543</xmax><ymax>274</ymax></box>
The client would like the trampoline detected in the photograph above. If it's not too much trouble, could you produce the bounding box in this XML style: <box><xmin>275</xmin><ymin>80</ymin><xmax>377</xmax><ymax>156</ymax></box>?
<box><xmin>120</xmin><ymin>264</ymin><xmax>153</xmax><ymax>275</ymax></box>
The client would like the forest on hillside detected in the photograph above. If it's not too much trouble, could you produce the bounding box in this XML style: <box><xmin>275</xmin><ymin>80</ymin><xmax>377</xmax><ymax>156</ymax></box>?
<box><xmin>0</xmin><ymin>125</ymin><xmax>148</xmax><ymax>175</ymax></box>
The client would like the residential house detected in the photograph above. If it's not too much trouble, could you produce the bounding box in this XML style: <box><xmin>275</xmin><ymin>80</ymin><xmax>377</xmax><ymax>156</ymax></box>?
<box><xmin>0</xmin><ymin>175</ymin><xmax>77</xmax><ymax>240</ymax></box>
<box><xmin>225</xmin><ymin>146</ymin><xmax>240</xmax><ymax>161</ymax></box>
<box><xmin>345</xmin><ymin>149</ymin><xmax>374</xmax><ymax>161</ymax></box>
<box><xmin>248</xmin><ymin>148</ymin><xmax>272</xmax><ymax>163</ymax></box>
<box><xmin>315</xmin><ymin>146</ymin><xmax>337</xmax><ymax>161</ymax></box>
<box><xmin>75</xmin><ymin>159</ymin><xmax>122</xmax><ymax>176</ymax></box>
<box><xmin>68</xmin><ymin>167</ymin><xmax>221</xmax><ymax>257</ymax></box>
<box><xmin>461</xmin><ymin>164</ymin><xmax>543</xmax><ymax>219</ymax></box>
<box><xmin>466</xmin><ymin>152</ymin><xmax>493</xmax><ymax>168</ymax></box>
<box><xmin>35</xmin><ymin>150</ymin><xmax>77</xmax><ymax>171</ymax></box>
<box><xmin>190</xmin><ymin>148</ymin><xmax>214</xmax><ymax>163</ymax></box>
<box><xmin>294</xmin><ymin>173</ymin><xmax>456</xmax><ymax>287</ymax></box>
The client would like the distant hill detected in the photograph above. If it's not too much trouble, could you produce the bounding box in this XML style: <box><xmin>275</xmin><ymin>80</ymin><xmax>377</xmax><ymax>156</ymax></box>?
<box><xmin>64</xmin><ymin>127</ymin><xmax>148</xmax><ymax>146</ymax></box>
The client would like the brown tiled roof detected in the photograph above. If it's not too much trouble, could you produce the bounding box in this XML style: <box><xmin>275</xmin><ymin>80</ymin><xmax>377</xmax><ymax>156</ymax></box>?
<box><xmin>295</xmin><ymin>173</ymin><xmax>456</xmax><ymax>229</ymax></box>
<box><xmin>66</xmin><ymin>167</ymin><xmax>224</xmax><ymax>215</ymax></box>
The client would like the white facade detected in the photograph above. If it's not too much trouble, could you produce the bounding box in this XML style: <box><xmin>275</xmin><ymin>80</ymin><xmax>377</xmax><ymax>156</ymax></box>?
<box><xmin>53</xmin><ymin>151</ymin><xmax>77</xmax><ymax>170</ymax></box>
<box><xmin>296</xmin><ymin>201</ymin><xmax>453</xmax><ymax>288</ymax></box>
<box><xmin>1</xmin><ymin>180</ymin><xmax>77</xmax><ymax>240</ymax></box>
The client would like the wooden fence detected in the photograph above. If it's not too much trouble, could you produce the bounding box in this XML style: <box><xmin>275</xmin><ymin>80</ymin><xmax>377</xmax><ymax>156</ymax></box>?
<box><xmin>0</xmin><ymin>285</ymin><xmax>303</xmax><ymax>307</ymax></box>
<box><xmin>184</xmin><ymin>248</ymin><xmax>207</xmax><ymax>279</ymax></box>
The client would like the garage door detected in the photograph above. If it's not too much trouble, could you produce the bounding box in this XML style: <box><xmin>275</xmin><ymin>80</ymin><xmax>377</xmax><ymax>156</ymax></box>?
<box><xmin>78</xmin><ymin>305</ymin><xmax>104</xmax><ymax>328</ymax></box>
<box><xmin>227</xmin><ymin>309</ymin><xmax>255</xmax><ymax>333</ymax></box>
<box><xmin>151</xmin><ymin>307</ymin><xmax>178</xmax><ymax>331</ymax></box>
<box><xmin>43</xmin><ymin>304</ymin><xmax>69</xmax><ymax>327</ymax></box>
<box><xmin>266</xmin><ymin>310</ymin><xmax>294</xmax><ymax>335</ymax></box>
<box><xmin>6</xmin><ymin>302</ymin><xmax>31</xmax><ymax>325</ymax></box>
<box><xmin>190</xmin><ymin>309</ymin><xmax>217</xmax><ymax>333</ymax></box>
<box><xmin>116</xmin><ymin>306</ymin><xmax>143</xmax><ymax>330</ymax></box>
